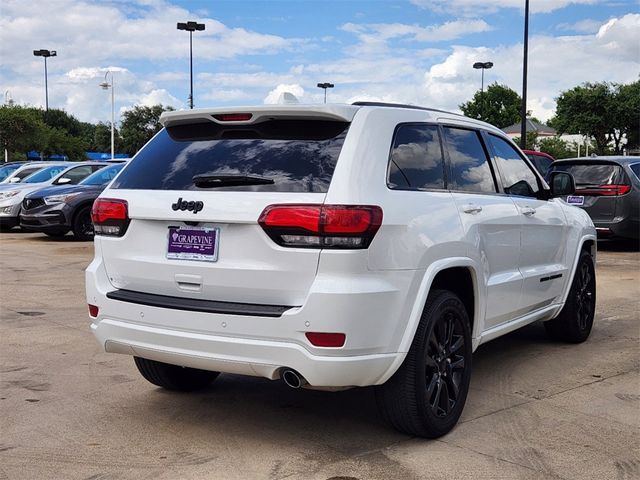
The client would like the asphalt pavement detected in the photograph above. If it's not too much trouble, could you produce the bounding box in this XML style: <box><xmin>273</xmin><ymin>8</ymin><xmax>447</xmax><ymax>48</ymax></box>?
<box><xmin>1</xmin><ymin>232</ymin><xmax>638</xmax><ymax>480</ymax></box>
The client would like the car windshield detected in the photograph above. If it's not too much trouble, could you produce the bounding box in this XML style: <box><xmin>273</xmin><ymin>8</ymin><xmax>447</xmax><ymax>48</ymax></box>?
<box><xmin>22</xmin><ymin>165</ymin><xmax>68</xmax><ymax>184</ymax></box>
<box><xmin>80</xmin><ymin>164</ymin><xmax>124</xmax><ymax>185</ymax></box>
<box><xmin>0</xmin><ymin>164</ymin><xmax>21</xmax><ymax>181</ymax></box>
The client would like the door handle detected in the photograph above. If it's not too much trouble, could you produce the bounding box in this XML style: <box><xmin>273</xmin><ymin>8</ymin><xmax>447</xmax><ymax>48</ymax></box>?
<box><xmin>521</xmin><ymin>206</ymin><xmax>536</xmax><ymax>216</ymax></box>
<box><xmin>462</xmin><ymin>204</ymin><xmax>483</xmax><ymax>214</ymax></box>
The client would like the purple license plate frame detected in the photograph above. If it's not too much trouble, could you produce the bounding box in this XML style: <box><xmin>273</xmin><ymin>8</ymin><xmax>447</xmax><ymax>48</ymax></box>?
<box><xmin>167</xmin><ymin>226</ymin><xmax>219</xmax><ymax>262</ymax></box>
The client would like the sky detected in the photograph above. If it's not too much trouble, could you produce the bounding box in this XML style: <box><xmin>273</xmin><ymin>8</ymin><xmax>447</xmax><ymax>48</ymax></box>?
<box><xmin>0</xmin><ymin>0</ymin><xmax>638</xmax><ymax>125</ymax></box>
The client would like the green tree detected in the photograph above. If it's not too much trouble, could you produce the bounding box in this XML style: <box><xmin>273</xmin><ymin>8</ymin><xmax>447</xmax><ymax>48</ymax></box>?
<box><xmin>40</xmin><ymin>126</ymin><xmax>87</xmax><ymax>160</ymax></box>
<box><xmin>90</xmin><ymin>122</ymin><xmax>121</xmax><ymax>152</ymax></box>
<box><xmin>0</xmin><ymin>105</ymin><xmax>47</xmax><ymax>161</ymax></box>
<box><xmin>120</xmin><ymin>104</ymin><xmax>174</xmax><ymax>155</ymax></box>
<box><xmin>513</xmin><ymin>131</ymin><xmax>539</xmax><ymax>150</ymax></box>
<box><xmin>460</xmin><ymin>83</ymin><xmax>522</xmax><ymax>128</ymax></box>
<box><xmin>550</xmin><ymin>81</ymin><xmax>640</xmax><ymax>155</ymax></box>
<box><xmin>538</xmin><ymin>136</ymin><xmax>576</xmax><ymax>159</ymax></box>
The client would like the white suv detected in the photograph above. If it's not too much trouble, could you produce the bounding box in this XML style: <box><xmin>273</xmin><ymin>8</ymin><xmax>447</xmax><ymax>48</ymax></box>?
<box><xmin>86</xmin><ymin>103</ymin><xmax>596</xmax><ymax>437</ymax></box>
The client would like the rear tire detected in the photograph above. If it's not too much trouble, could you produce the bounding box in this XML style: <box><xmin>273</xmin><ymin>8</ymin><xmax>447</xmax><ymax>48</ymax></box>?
<box><xmin>72</xmin><ymin>206</ymin><xmax>94</xmax><ymax>241</ymax></box>
<box><xmin>375</xmin><ymin>289</ymin><xmax>473</xmax><ymax>438</ymax></box>
<box><xmin>544</xmin><ymin>250</ymin><xmax>596</xmax><ymax>343</ymax></box>
<box><xmin>134</xmin><ymin>357</ymin><xmax>219</xmax><ymax>391</ymax></box>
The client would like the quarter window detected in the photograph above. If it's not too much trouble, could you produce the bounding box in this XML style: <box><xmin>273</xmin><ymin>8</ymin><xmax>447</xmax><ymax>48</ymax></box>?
<box><xmin>388</xmin><ymin>124</ymin><xmax>445</xmax><ymax>190</ymax></box>
<box><xmin>488</xmin><ymin>135</ymin><xmax>539</xmax><ymax>197</ymax></box>
<box><xmin>442</xmin><ymin>127</ymin><xmax>496</xmax><ymax>193</ymax></box>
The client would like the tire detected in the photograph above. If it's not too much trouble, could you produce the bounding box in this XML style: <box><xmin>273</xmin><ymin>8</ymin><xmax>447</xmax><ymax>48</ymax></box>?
<box><xmin>72</xmin><ymin>206</ymin><xmax>94</xmax><ymax>241</ymax></box>
<box><xmin>375</xmin><ymin>289</ymin><xmax>473</xmax><ymax>438</ymax></box>
<box><xmin>134</xmin><ymin>357</ymin><xmax>219</xmax><ymax>391</ymax></box>
<box><xmin>544</xmin><ymin>250</ymin><xmax>596</xmax><ymax>343</ymax></box>
<box><xmin>44</xmin><ymin>230</ymin><xmax>68</xmax><ymax>237</ymax></box>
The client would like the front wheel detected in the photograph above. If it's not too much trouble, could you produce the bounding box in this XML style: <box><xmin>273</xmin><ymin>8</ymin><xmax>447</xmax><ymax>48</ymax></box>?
<box><xmin>72</xmin><ymin>206</ymin><xmax>94</xmax><ymax>241</ymax></box>
<box><xmin>375</xmin><ymin>289</ymin><xmax>473</xmax><ymax>438</ymax></box>
<box><xmin>544</xmin><ymin>250</ymin><xmax>596</xmax><ymax>343</ymax></box>
<box><xmin>134</xmin><ymin>357</ymin><xmax>219</xmax><ymax>391</ymax></box>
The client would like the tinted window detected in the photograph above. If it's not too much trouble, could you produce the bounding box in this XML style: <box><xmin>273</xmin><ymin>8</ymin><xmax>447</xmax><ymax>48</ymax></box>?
<box><xmin>388</xmin><ymin>124</ymin><xmax>445</xmax><ymax>190</ymax></box>
<box><xmin>443</xmin><ymin>127</ymin><xmax>496</xmax><ymax>193</ymax></box>
<box><xmin>112</xmin><ymin>120</ymin><xmax>349</xmax><ymax>193</ymax></box>
<box><xmin>0</xmin><ymin>164</ymin><xmax>21</xmax><ymax>182</ymax></box>
<box><xmin>488</xmin><ymin>135</ymin><xmax>539</xmax><ymax>197</ymax></box>
<box><xmin>630</xmin><ymin>163</ymin><xmax>640</xmax><ymax>182</ymax></box>
<box><xmin>55</xmin><ymin>165</ymin><xmax>101</xmax><ymax>185</ymax></box>
<box><xmin>12</xmin><ymin>166</ymin><xmax>42</xmax><ymax>182</ymax></box>
<box><xmin>23</xmin><ymin>166</ymin><xmax>68</xmax><ymax>183</ymax></box>
<box><xmin>81</xmin><ymin>164</ymin><xmax>124</xmax><ymax>186</ymax></box>
<box><xmin>526</xmin><ymin>153</ymin><xmax>553</xmax><ymax>176</ymax></box>
<box><xmin>551</xmin><ymin>163</ymin><xmax>624</xmax><ymax>186</ymax></box>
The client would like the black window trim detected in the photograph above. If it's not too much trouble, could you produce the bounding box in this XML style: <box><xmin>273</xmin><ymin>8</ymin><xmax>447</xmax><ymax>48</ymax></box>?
<box><xmin>385</xmin><ymin>122</ymin><xmax>449</xmax><ymax>192</ymax></box>
<box><xmin>483</xmin><ymin>132</ymin><xmax>549</xmax><ymax>199</ymax></box>
<box><xmin>439</xmin><ymin>124</ymin><xmax>501</xmax><ymax>196</ymax></box>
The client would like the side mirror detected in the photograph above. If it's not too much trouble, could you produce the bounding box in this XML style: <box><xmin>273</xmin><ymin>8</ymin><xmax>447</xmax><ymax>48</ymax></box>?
<box><xmin>549</xmin><ymin>171</ymin><xmax>575</xmax><ymax>197</ymax></box>
<box><xmin>57</xmin><ymin>177</ymin><xmax>72</xmax><ymax>185</ymax></box>
<box><xmin>9</xmin><ymin>177</ymin><xmax>20</xmax><ymax>183</ymax></box>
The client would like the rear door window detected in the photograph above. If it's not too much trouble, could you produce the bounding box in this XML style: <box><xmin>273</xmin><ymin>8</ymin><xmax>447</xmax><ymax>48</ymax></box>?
<box><xmin>56</xmin><ymin>165</ymin><xmax>101</xmax><ymax>185</ymax></box>
<box><xmin>630</xmin><ymin>163</ymin><xmax>640</xmax><ymax>182</ymax></box>
<box><xmin>487</xmin><ymin>135</ymin><xmax>540</xmax><ymax>197</ymax></box>
<box><xmin>442</xmin><ymin>127</ymin><xmax>497</xmax><ymax>193</ymax></box>
<box><xmin>387</xmin><ymin>124</ymin><xmax>445</xmax><ymax>190</ymax></box>
<box><xmin>112</xmin><ymin>120</ymin><xmax>349</xmax><ymax>193</ymax></box>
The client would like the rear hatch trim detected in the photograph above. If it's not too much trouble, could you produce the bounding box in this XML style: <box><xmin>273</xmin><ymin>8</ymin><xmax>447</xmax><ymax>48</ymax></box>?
<box><xmin>106</xmin><ymin>289</ymin><xmax>297</xmax><ymax>318</ymax></box>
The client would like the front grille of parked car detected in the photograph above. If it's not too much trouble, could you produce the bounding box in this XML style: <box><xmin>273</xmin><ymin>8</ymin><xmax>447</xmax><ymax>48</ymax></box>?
<box><xmin>23</xmin><ymin>198</ymin><xmax>45</xmax><ymax>210</ymax></box>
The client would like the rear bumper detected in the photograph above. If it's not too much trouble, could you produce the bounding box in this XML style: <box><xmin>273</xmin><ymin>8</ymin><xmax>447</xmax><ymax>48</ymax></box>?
<box><xmin>86</xmin><ymin>253</ymin><xmax>416</xmax><ymax>387</ymax></box>
<box><xmin>594</xmin><ymin>217</ymin><xmax>639</xmax><ymax>240</ymax></box>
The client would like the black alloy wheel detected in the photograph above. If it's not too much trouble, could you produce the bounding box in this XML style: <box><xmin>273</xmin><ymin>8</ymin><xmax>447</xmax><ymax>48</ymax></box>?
<box><xmin>72</xmin><ymin>206</ymin><xmax>94</xmax><ymax>241</ymax></box>
<box><xmin>544</xmin><ymin>250</ymin><xmax>596</xmax><ymax>343</ymax></box>
<box><xmin>425</xmin><ymin>311</ymin><xmax>466</xmax><ymax>418</ymax></box>
<box><xmin>376</xmin><ymin>289</ymin><xmax>472</xmax><ymax>438</ymax></box>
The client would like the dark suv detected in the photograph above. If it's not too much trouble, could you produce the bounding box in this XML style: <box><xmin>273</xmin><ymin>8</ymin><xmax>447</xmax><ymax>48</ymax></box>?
<box><xmin>21</xmin><ymin>163</ymin><xmax>126</xmax><ymax>240</ymax></box>
<box><xmin>549</xmin><ymin>156</ymin><xmax>639</xmax><ymax>240</ymax></box>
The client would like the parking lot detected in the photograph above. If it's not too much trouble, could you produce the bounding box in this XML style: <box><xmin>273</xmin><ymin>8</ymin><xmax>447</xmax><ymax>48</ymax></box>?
<box><xmin>1</xmin><ymin>232</ymin><xmax>638</xmax><ymax>480</ymax></box>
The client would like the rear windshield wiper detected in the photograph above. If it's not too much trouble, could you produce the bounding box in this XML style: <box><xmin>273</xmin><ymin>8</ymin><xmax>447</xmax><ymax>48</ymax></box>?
<box><xmin>192</xmin><ymin>174</ymin><xmax>275</xmax><ymax>188</ymax></box>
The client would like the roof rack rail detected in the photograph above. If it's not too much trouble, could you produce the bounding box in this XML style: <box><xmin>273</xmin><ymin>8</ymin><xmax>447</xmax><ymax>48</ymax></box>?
<box><xmin>351</xmin><ymin>101</ymin><xmax>463</xmax><ymax>117</ymax></box>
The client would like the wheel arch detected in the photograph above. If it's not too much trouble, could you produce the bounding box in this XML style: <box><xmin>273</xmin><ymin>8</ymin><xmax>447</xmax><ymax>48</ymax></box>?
<box><xmin>559</xmin><ymin>234</ymin><xmax>597</xmax><ymax>306</ymax></box>
<box><xmin>376</xmin><ymin>257</ymin><xmax>484</xmax><ymax>385</ymax></box>
<box><xmin>71</xmin><ymin>200</ymin><xmax>95</xmax><ymax>227</ymax></box>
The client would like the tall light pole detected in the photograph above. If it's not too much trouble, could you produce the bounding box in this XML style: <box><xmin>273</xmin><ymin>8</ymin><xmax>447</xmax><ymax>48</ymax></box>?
<box><xmin>99</xmin><ymin>71</ymin><xmax>115</xmax><ymax>160</ymax></box>
<box><xmin>472</xmin><ymin>61</ymin><xmax>493</xmax><ymax>121</ymax></box>
<box><xmin>177</xmin><ymin>21</ymin><xmax>205</xmax><ymax>109</ymax></box>
<box><xmin>33</xmin><ymin>49</ymin><xmax>57</xmax><ymax>111</ymax></box>
<box><xmin>317</xmin><ymin>82</ymin><xmax>334</xmax><ymax>104</ymax></box>
<box><xmin>520</xmin><ymin>0</ymin><xmax>530</xmax><ymax>149</ymax></box>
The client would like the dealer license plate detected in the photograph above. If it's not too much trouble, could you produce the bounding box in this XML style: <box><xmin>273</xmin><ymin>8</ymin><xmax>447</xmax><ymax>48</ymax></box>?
<box><xmin>167</xmin><ymin>226</ymin><xmax>219</xmax><ymax>262</ymax></box>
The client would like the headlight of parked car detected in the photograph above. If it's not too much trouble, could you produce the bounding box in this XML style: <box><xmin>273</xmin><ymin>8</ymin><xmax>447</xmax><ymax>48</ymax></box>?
<box><xmin>0</xmin><ymin>190</ymin><xmax>20</xmax><ymax>200</ymax></box>
<box><xmin>44</xmin><ymin>193</ymin><xmax>81</xmax><ymax>205</ymax></box>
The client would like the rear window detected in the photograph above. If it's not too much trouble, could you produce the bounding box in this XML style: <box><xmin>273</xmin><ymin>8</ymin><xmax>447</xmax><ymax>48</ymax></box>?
<box><xmin>552</xmin><ymin>163</ymin><xmax>624</xmax><ymax>186</ymax></box>
<box><xmin>112</xmin><ymin>120</ymin><xmax>349</xmax><ymax>193</ymax></box>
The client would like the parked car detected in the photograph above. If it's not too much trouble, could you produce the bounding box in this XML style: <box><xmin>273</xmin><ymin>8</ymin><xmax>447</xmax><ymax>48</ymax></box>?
<box><xmin>0</xmin><ymin>162</ymin><xmax>107</xmax><ymax>230</ymax></box>
<box><xmin>0</xmin><ymin>162</ymin><xmax>29</xmax><ymax>182</ymax></box>
<box><xmin>522</xmin><ymin>150</ymin><xmax>555</xmax><ymax>176</ymax></box>
<box><xmin>0</xmin><ymin>162</ymin><xmax>52</xmax><ymax>185</ymax></box>
<box><xmin>548</xmin><ymin>156</ymin><xmax>639</xmax><ymax>240</ymax></box>
<box><xmin>20</xmin><ymin>162</ymin><xmax>126</xmax><ymax>240</ymax></box>
<box><xmin>86</xmin><ymin>103</ymin><xmax>596</xmax><ymax>438</ymax></box>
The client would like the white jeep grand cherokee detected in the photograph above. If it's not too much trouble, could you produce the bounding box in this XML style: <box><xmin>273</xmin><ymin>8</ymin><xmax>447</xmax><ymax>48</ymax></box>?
<box><xmin>86</xmin><ymin>102</ymin><xmax>596</xmax><ymax>437</ymax></box>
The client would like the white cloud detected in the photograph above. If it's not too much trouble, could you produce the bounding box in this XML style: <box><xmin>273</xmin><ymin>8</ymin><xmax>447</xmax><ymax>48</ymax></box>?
<box><xmin>410</xmin><ymin>0</ymin><xmax>599</xmax><ymax>14</ymax></box>
<box><xmin>341</xmin><ymin>19</ymin><xmax>492</xmax><ymax>43</ymax></box>
<box><xmin>556</xmin><ymin>19</ymin><xmax>603</xmax><ymax>33</ymax></box>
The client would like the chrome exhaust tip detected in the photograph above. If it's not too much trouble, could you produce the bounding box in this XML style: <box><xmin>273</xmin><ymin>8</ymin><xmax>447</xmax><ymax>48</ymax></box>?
<box><xmin>282</xmin><ymin>369</ymin><xmax>307</xmax><ymax>389</ymax></box>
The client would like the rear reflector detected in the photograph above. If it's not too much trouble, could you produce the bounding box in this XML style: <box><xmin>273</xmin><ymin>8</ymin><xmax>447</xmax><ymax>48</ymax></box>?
<box><xmin>92</xmin><ymin>198</ymin><xmax>130</xmax><ymax>237</ymax></box>
<box><xmin>88</xmin><ymin>304</ymin><xmax>99</xmax><ymax>317</ymax></box>
<box><xmin>305</xmin><ymin>332</ymin><xmax>346</xmax><ymax>347</ymax></box>
<box><xmin>213</xmin><ymin>113</ymin><xmax>253</xmax><ymax>122</ymax></box>
<box><xmin>258</xmin><ymin>204</ymin><xmax>383</xmax><ymax>249</ymax></box>
<box><xmin>576</xmin><ymin>184</ymin><xmax>631</xmax><ymax>196</ymax></box>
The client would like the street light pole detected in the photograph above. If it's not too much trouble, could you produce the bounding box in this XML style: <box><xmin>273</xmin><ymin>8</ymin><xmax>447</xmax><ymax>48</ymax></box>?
<box><xmin>317</xmin><ymin>82</ymin><xmax>334</xmax><ymax>103</ymax></box>
<box><xmin>177</xmin><ymin>21</ymin><xmax>205</xmax><ymax>109</ymax></box>
<box><xmin>472</xmin><ymin>61</ymin><xmax>493</xmax><ymax>121</ymax></box>
<box><xmin>33</xmin><ymin>49</ymin><xmax>57</xmax><ymax>111</ymax></box>
<box><xmin>99</xmin><ymin>71</ymin><xmax>115</xmax><ymax>160</ymax></box>
<box><xmin>520</xmin><ymin>0</ymin><xmax>530</xmax><ymax>149</ymax></box>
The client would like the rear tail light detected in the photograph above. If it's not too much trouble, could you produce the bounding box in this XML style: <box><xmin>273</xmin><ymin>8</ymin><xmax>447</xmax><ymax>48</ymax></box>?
<box><xmin>305</xmin><ymin>332</ymin><xmax>346</xmax><ymax>347</ymax></box>
<box><xmin>88</xmin><ymin>304</ymin><xmax>99</xmax><ymax>318</ymax></box>
<box><xmin>258</xmin><ymin>204</ymin><xmax>383</xmax><ymax>249</ymax></box>
<box><xmin>576</xmin><ymin>184</ymin><xmax>631</xmax><ymax>196</ymax></box>
<box><xmin>92</xmin><ymin>198</ymin><xmax>130</xmax><ymax>237</ymax></box>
